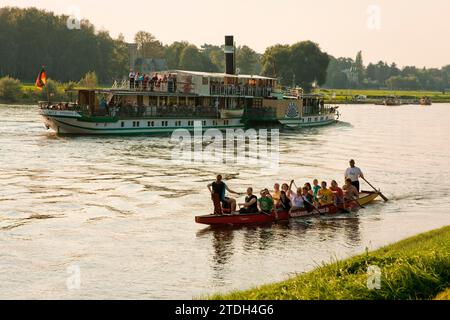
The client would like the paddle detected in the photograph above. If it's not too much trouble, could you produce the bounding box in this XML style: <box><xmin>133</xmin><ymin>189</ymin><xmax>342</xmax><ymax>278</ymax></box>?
<box><xmin>346</xmin><ymin>197</ymin><xmax>365</xmax><ymax>209</ymax></box>
<box><xmin>362</xmin><ymin>177</ymin><xmax>389</xmax><ymax>202</ymax></box>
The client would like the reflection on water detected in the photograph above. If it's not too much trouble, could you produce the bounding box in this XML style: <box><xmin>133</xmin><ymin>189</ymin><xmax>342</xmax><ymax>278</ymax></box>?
<box><xmin>0</xmin><ymin>104</ymin><xmax>450</xmax><ymax>299</ymax></box>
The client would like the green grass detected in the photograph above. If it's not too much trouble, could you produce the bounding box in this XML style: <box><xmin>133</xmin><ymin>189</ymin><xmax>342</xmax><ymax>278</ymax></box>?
<box><xmin>435</xmin><ymin>288</ymin><xmax>450</xmax><ymax>300</ymax></box>
<box><xmin>208</xmin><ymin>226</ymin><xmax>450</xmax><ymax>300</ymax></box>
<box><xmin>315</xmin><ymin>88</ymin><xmax>450</xmax><ymax>103</ymax></box>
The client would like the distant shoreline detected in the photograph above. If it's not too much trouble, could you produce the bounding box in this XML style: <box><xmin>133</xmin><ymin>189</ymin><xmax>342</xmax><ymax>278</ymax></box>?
<box><xmin>1</xmin><ymin>87</ymin><xmax>449</xmax><ymax>106</ymax></box>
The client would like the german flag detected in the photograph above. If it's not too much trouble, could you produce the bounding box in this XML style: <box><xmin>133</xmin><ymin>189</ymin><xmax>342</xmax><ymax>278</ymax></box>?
<box><xmin>35</xmin><ymin>67</ymin><xmax>47</xmax><ymax>90</ymax></box>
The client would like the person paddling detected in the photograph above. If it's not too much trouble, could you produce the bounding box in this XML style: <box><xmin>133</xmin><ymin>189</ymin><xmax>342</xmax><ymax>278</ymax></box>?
<box><xmin>330</xmin><ymin>180</ymin><xmax>345</xmax><ymax>209</ymax></box>
<box><xmin>258</xmin><ymin>189</ymin><xmax>274</xmax><ymax>214</ymax></box>
<box><xmin>343</xmin><ymin>178</ymin><xmax>359</xmax><ymax>201</ymax></box>
<box><xmin>317</xmin><ymin>181</ymin><xmax>334</xmax><ymax>206</ymax></box>
<box><xmin>239</xmin><ymin>187</ymin><xmax>258</xmax><ymax>214</ymax></box>
<box><xmin>207</xmin><ymin>175</ymin><xmax>240</xmax><ymax>214</ymax></box>
<box><xmin>345</xmin><ymin>159</ymin><xmax>365</xmax><ymax>192</ymax></box>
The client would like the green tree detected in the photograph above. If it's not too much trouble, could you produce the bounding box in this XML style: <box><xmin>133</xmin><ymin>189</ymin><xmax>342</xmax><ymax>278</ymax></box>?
<box><xmin>261</xmin><ymin>44</ymin><xmax>292</xmax><ymax>83</ymax></box>
<box><xmin>325</xmin><ymin>56</ymin><xmax>354</xmax><ymax>88</ymax></box>
<box><xmin>201</xmin><ymin>44</ymin><xmax>224</xmax><ymax>72</ymax></box>
<box><xmin>236</xmin><ymin>45</ymin><xmax>261</xmax><ymax>75</ymax></box>
<box><xmin>134</xmin><ymin>31</ymin><xmax>164</xmax><ymax>59</ymax></box>
<box><xmin>78</xmin><ymin>71</ymin><xmax>98</xmax><ymax>88</ymax></box>
<box><xmin>178</xmin><ymin>45</ymin><xmax>205</xmax><ymax>71</ymax></box>
<box><xmin>289</xmin><ymin>41</ymin><xmax>330</xmax><ymax>92</ymax></box>
<box><xmin>354</xmin><ymin>51</ymin><xmax>365</xmax><ymax>86</ymax></box>
<box><xmin>165</xmin><ymin>41</ymin><xmax>190</xmax><ymax>69</ymax></box>
<box><xmin>0</xmin><ymin>76</ymin><xmax>22</xmax><ymax>102</ymax></box>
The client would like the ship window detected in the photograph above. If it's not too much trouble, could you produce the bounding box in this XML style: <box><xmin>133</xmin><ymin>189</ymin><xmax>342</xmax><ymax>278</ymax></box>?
<box><xmin>202</xmin><ymin>77</ymin><xmax>209</xmax><ymax>85</ymax></box>
<box><xmin>213</xmin><ymin>121</ymin><xmax>217</xmax><ymax>126</ymax></box>
<box><xmin>121</xmin><ymin>121</ymin><xmax>125</xmax><ymax>127</ymax></box>
<box><xmin>132</xmin><ymin>121</ymin><xmax>135</xmax><ymax>127</ymax></box>
<box><xmin>202</xmin><ymin>121</ymin><xmax>206</xmax><ymax>126</ymax></box>
<box><xmin>315</xmin><ymin>117</ymin><xmax>318</xmax><ymax>122</ymax></box>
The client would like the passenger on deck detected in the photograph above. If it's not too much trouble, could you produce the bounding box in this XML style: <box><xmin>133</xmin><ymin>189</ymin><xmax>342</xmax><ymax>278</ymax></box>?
<box><xmin>330</xmin><ymin>180</ymin><xmax>345</xmax><ymax>208</ymax></box>
<box><xmin>129</xmin><ymin>70</ymin><xmax>135</xmax><ymax>89</ymax></box>
<box><xmin>343</xmin><ymin>178</ymin><xmax>359</xmax><ymax>201</ymax></box>
<box><xmin>277</xmin><ymin>191</ymin><xmax>292</xmax><ymax>212</ymax></box>
<box><xmin>207</xmin><ymin>175</ymin><xmax>240</xmax><ymax>213</ymax></box>
<box><xmin>258</xmin><ymin>189</ymin><xmax>274</xmax><ymax>214</ymax></box>
<box><xmin>317</xmin><ymin>181</ymin><xmax>334</xmax><ymax>206</ymax></box>
<box><xmin>239</xmin><ymin>188</ymin><xmax>258</xmax><ymax>214</ymax></box>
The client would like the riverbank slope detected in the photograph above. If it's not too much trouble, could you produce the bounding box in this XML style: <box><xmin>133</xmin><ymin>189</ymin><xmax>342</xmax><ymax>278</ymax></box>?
<box><xmin>209</xmin><ymin>226</ymin><xmax>450</xmax><ymax>300</ymax></box>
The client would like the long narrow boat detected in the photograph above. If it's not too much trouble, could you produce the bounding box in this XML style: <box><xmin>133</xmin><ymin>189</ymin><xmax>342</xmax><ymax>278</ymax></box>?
<box><xmin>195</xmin><ymin>191</ymin><xmax>379</xmax><ymax>226</ymax></box>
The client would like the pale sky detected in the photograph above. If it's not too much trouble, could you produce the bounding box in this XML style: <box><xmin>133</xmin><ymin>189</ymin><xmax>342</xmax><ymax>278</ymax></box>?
<box><xmin>3</xmin><ymin>0</ymin><xmax>450</xmax><ymax>68</ymax></box>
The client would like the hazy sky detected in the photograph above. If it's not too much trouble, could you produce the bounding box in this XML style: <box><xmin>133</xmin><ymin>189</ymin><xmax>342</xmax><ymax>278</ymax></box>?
<box><xmin>3</xmin><ymin>0</ymin><xmax>450</xmax><ymax>68</ymax></box>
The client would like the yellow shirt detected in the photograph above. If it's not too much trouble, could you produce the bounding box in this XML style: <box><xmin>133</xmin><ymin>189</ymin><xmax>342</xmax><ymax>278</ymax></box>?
<box><xmin>318</xmin><ymin>188</ymin><xmax>334</xmax><ymax>205</ymax></box>
<box><xmin>272</xmin><ymin>190</ymin><xmax>281</xmax><ymax>204</ymax></box>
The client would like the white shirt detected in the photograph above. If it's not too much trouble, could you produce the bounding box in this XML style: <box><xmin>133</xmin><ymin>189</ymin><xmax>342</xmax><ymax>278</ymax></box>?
<box><xmin>291</xmin><ymin>194</ymin><xmax>305</xmax><ymax>208</ymax></box>
<box><xmin>345</xmin><ymin>166</ymin><xmax>363</xmax><ymax>182</ymax></box>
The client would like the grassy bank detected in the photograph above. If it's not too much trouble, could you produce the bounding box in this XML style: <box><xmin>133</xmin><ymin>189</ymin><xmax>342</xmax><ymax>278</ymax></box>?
<box><xmin>209</xmin><ymin>226</ymin><xmax>450</xmax><ymax>300</ymax></box>
<box><xmin>315</xmin><ymin>88</ymin><xmax>450</xmax><ymax>104</ymax></box>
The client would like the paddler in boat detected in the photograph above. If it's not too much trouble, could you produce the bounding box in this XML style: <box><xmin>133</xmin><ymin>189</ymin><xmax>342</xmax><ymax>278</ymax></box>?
<box><xmin>207</xmin><ymin>175</ymin><xmax>240</xmax><ymax>214</ymax></box>
<box><xmin>272</xmin><ymin>183</ymin><xmax>281</xmax><ymax>206</ymax></box>
<box><xmin>276</xmin><ymin>191</ymin><xmax>292</xmax><ymax>212</ymax></box>
<box><xmin>238</xmin><ymin>187</ymin><xmax>259</xmax><ymax>214</ymax></box>
<box><xmin>317</xmin><ymin>181</ymin><xmax>334</xmax><ymax>206</ymax></box>
<box><xmin>330</xmin><ymin>180</ymin><xmax>345</xmax><ymax>209</ymax></box>
<box><xmin>312</xmin><ymin>179</ymin><xmax>321</xmax><ymax>206</ymax></box>
<box><xmin>301</xmin><ymin>187</ymin><xmax>315</xmax><ymax>213</ymax></box>
<box><xmin>345</xmin><ymin>159</ymin><xmax>365</xmax><ymax>192</ymax></box>
<box><xmin>258</xmin><ymin>189</ymin><xmax>274</xmax><ymax>214</ymax></box>
<box><xmin>343</xmin><ymin>178</ymin><xmax>359</xmax><ymax>202</ymax></box>
<box><xmin>288</xmin><ymin>181</ymin><xmax>305</xmax><ymax>212</ymax></box>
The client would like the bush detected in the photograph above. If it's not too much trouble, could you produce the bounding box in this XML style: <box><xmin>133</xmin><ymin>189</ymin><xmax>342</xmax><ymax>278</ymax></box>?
<box><xmin>78</xmin><ymin>71</ymin><xmax>98</xmax><ymax>88</ymax></box>
<box><xmin>0</xmin><ymin>76</ymin><xmax>23</xmax><ymax>102</ymax></box>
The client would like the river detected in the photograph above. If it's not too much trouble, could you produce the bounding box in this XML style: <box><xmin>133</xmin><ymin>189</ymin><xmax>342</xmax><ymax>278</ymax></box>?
<box><xmin>0</xmin><ymin>104</ymin><xmax>449</xmax><ymax>299</ymax></box>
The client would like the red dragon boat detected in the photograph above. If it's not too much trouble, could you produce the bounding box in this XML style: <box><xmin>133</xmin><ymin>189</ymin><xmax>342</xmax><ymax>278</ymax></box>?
<box><xmin>195</xmin><ymin>191</ymin><xmax>379</xmax><ymax>226</ymax></box>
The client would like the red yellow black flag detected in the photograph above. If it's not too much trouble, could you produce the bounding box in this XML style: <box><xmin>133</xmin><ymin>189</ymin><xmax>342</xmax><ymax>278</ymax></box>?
<box><xmin>35</xmin><ymin>67</ymin><xmax>47</xmax><ymax>90</ymax></box>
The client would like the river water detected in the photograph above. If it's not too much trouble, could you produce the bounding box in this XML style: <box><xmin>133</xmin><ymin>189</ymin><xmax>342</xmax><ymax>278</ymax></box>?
<box><xmin>0</xmin><ymin>104</ymin><xmax>449</xmax><ymax>299</ymax></box>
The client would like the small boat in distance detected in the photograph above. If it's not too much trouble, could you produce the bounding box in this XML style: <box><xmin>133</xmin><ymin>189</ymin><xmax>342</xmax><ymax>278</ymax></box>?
<box><xmin>420</xmin><ymin>96</ymin><xmax>432</xmax><ymax>106</ymax></box>
<box><xmin>375</xmin><ymin>95</ymin><xmax>402</xmax><ymax>106</ymax></box>
<box><xmin>195</xmin><ymin>191</ymin><xmax>379</xmax><ymax>226</ymax></box>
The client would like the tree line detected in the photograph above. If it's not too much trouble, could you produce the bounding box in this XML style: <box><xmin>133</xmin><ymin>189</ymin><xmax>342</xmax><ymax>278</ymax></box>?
<box><xmin>325</xmin><ymin>52</ymin><xmax>450</xmax><ymax>91</ymax></box>
<box><xmin>1</xmin><ymin>6</ymin><xmax>449</xmax><ymax>93</ymax></box>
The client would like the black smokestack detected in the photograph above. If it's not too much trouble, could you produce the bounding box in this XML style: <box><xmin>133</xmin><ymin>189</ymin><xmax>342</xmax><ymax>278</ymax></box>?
<box><xmin>224</xmin><ymin>35</ymin><xmax>235</xmax><ymax>75</ymax></box>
